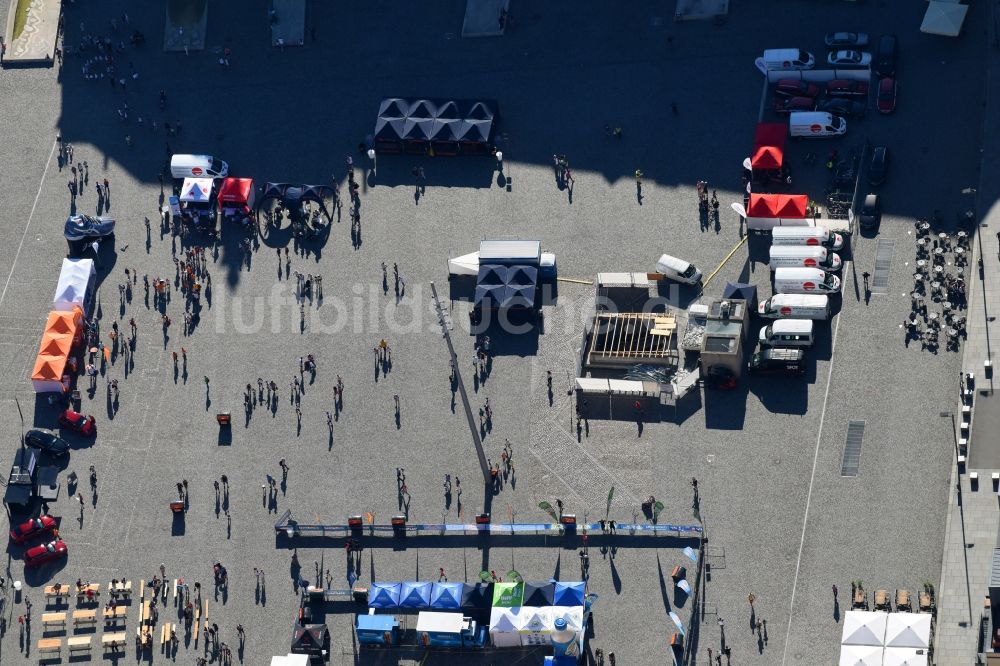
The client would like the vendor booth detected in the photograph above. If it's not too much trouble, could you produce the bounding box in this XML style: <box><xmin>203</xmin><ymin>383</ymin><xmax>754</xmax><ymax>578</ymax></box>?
<box><xmin>429</xmin><ymin>582</ymin><xmax>463</xmax><ymax>610</ymax></box>
<box><xmin>373</xmin><ymin>97</ymin><xmax>500</xmax><ymax>156</ymax></box>
<box><xmin>217</xmin><ymin>177</ymin><xmax>256</xmax><ymax>222</ymax></box>
<box><xmin>53</xmin><ymin>258</ymin><xmax>97</xmax><ymax>316</ymax></box>
<box><xmin>355</xmin><ymin>613</ymin><xmax>400</xmax><ymax>645</ymax></box>
<box><xmin>750</xmin><ymin>122</ymin><xmax>791</xmax><ymax>185</ymax></box>
<box><xmin>921</xmin><ymin>1</ymin><xmax>968</xmax><ymax>37</ymax></box>
<box><xmin>289</xmin><ymin>623</ymin><xmax>328</xmax><ymax>660</ymax></box>
<box><xmin>368</xmin><ymin>582</ymin><xmax>401</xmax><ymax>609</ymax></box>
<box><xmin>31</xmin><ymin>307</ymin><xmax>84</xmax><ymax>393</ymax></box>
<box><xmin>744</xmin><ymin>193</ymin><xmax>811</xmax><ymax>232</ymax></box>
<box><xmin>179</xmin><ymin>177</ymin><xmax>216</xmax><ymax>225</ymax></box>
<box><xmin>399</xmin><ymin>581</ymin><xmax>432</xmax><ymax>609</ymax></box>
<box><xmin>489</xmin><ymin>607</ymin><xmax>526</xmax><ymax>648</ymax></box>
<box><xmin>415</xmin><ymin>611</ymin><xmax>487</xmax><ymax>648</ymax></box>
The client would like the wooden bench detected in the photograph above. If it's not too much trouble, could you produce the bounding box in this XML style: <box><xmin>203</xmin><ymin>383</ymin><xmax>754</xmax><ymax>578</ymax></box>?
<box><xmin>41</xmin><ymin>611</ymin><xmax>67</xmax><ymax>628</ymax></box>
<box><xmin>103</xmin><ymin>605</ymin><xmax>127</xmax><ymax>622</ymax></box>
<box><xmin>72</xmin><ymin>609</ymin><xmax>97</xmax><ymax>625</ymax></box>
<box><xmin>76</xmin><ymin>583</ymin><xmax>101</xmax><ymax>601</ymax></box>
<box><xmin>67</xmin><ymin>635</ymin><xmax>92</xmax><ymax>653</ymax></box>
<box><xmin>160</xmin><ymin>623</ymin><xmax>175</xmax><ymax>646</ymax></box>
<box><xmin>108</xmin><ymin>580</ymin><xmax>132</xmax><ymax>597</ymax></box>
<box><xmin>37</xmin><ymin>638</ymin><xmax>62</xmax><ymax>654</ymax></box>
<box><xmin>44</xmin><ymin>584</ymin><xmax>70</xmax><ymax>601</ymax></box>
<box><xmin>193</xmin><ymin>604</ymin><xmax>200</xmax><ymax>641</ymax></box>
<box><xmin>141</xmin><ymin>600</ymin><xmax>150</xmax><ymax>624</ymax></box>
<box><xmin>102</xmin><ymin>632</ymin><xmax>126</xmax><ymax>651</ymax></box>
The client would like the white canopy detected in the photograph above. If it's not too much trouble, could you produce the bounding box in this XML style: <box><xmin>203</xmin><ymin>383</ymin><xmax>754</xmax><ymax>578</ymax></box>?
<box><xmin>884</xmin><ymin>612</ymin><xmax>932</xmax><ymax>649</ymax></box>
<box><xmin>519</xmin><ymin>607</ymin><xmax>553</xmax><ymax>634</ymax></box>
<box><xmin>544</xmin><ymin>606</ymin><xmax>584</xmax><ymax>631</ymax></box>
<box><xmin>53</xmin><ymin>258</ymin><xmax>96</xmax><ymax>314</ymax></box>
<box><xmin>921</xmin><ymin>1</ymin><xmax>968</xmax><ymax>36</ymax></box>
<box><xmin>180</xmin><ymin>177</ymin><xmax>214</xmax><ymax>203</ymax></box>
<box><xmin>269</xmin><ymin>655</ymin><xmax>309</xmax><ymax>666</ymax></box>
<box><xmin>882</xmin><ymin>646</ymin><xmax>929</xmax><ymax>666</ymax></box>
<box><xmin>447</xmin><ymin>251</ymin><xmax>479</xmax><ymax>277</ymax></box>
<box><xmin>841</xmin><ymin>611</ymin><xmax>888</xmax><ymax>646</ymax></box>
<box><xmin>489</xmin><ymin>607</ymin><xmax>525</xmax><ymax>647</ymax></box>
<box><xmin>839</xmin><ymin>644</ymin><xmax>884</xmax><ymax>666</ymax></box>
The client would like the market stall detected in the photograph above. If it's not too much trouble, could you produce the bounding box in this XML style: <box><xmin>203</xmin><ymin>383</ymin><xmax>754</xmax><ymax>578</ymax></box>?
<box><xmin>52</xmin><ymin>258</ymin><xmax>96</xmax><ymax>316</ymax></box>
<box><xmin>374</xmin><ymin>97</ymin><xmax>500</xmax><ymax>156</ymax></box>
<box><xmin>31</xmin><ymin>307</ymin><xmax>84</xmax><ymax>393</ymax></box>
<box><xmin>217</xmin><ymin>177</ymin><xmax>256</xmax><ymax>223</ymax></box>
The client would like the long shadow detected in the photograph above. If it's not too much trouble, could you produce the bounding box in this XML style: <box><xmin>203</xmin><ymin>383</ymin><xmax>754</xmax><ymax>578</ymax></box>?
<box><xmin>276</xmin><ymin>532</ymin><xmax>702</xmax><ymax>551</ymax></box>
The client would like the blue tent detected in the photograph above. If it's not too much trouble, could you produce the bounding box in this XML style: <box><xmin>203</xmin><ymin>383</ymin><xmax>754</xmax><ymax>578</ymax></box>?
<box><xmin>553</xmin><ymin>581</ymin><xmax>586</xmax><ymax>607</ymax></box>
<box><xmin>430</xmin><ymin>582</ymin><xmax>463</xmax><ymax>609</ymax></box>
<box><xmin>369</xmin><ymin>582</ymin><xmax>401</xmax><ymax>609</ymax></box>
<box><xmin>399</xmin><ymin>581</ymin><xmax>432</xmax><ymax>609</ymax></box>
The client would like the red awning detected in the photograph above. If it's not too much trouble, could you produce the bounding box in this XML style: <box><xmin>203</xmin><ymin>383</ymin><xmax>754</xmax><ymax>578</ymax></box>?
<box><xmin>750</xmin><ymin>122</ymin><xmax>787</xmax><ymax>170</ymax></box>
<box><xmin>747</xmin><ymin>193</ymin><xmax>808</xmax><ymax>219</ymax></box>
<box><xmin>217</xmin><ymin>177</ymin><xmax>253</xmax><ymax>205</ymax></box>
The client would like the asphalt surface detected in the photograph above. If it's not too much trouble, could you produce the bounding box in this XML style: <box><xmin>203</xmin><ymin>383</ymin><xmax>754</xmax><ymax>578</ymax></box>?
<box><xmin>0</xmin><ymin>1</ymin><xmax>989</xmax><ymax>665</ymax></box>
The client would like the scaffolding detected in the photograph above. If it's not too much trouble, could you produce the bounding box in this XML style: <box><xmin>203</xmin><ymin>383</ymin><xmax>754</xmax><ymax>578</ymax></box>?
<box><xmin>585</xmin><ymin>312</ymin><xmax>678</xmax><ymax>369</ymax></box>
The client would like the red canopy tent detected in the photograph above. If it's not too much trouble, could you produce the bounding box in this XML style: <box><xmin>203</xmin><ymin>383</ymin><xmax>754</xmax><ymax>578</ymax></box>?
<box><xmin>217</xmin><ymin>177</ymin><xmax>255</xmax><ymax>217</ymax></box>
<box><xmin>746</xmin><ymin>193</ymin><xmax>808</xmax><ymax>219</ymax></box>
<box><xmin>751</xmin><ymin>123</ymin><xmax>787</xmax><ymax>170</ymax></box>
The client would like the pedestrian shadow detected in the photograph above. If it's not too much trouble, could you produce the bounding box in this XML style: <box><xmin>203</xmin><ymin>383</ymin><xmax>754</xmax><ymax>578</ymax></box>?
<box><xmin>833</xmin><ymin>599</ymin><xmax>840</xmax><ymax>622</ymax></box>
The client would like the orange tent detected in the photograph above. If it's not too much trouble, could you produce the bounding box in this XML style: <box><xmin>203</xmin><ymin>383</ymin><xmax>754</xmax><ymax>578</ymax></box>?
<box><xmin>31</xmin><ymin>307</ymin><xmax>83</xmax><ymax>393</ymax></box>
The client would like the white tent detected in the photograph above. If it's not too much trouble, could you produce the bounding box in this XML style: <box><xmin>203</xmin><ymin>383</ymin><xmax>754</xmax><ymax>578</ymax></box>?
<box><xmin>544</xmin><ymin>606</ymin><xmax>584</xmax><ymax>631</ymax></box>
<box><xmin>882</xmin><ymin>646</ymin><xmax>929</xmax><ymax>666</ymax></box>
<box><xmin>447</xmin><ymin>251</ymin><xmax>480</xmax><ymax>277</ymax></box>
<box><xmin>180</xmin><ymin>177</ymin><xmax>214</xmax><ymax>203</ymax></box>
<box><xmin>519</xmin><ymin>606</ymin><xmax>553</xmax><ymax>646</ymax></box>
<box><xmin>920</xmin><ymin>1</ymin><xmax>969</xmax><ymax>36</ymax></box>
<box><xmin>841</xmin><ymin>611</ymin><xmax>888</xmax><ymax>646</ymax></box>
<box><xmin>269</xmin><ymin>655</ymin><xmax>309</xmax><ymax>666</ymax></box>
<box><xmin>839</xmin><ymin>644</ymin><xmax>884</xmax><ymax>666</ymax></box>
<box><xmin>489</xmin><ymin>607</ymin><xmax>526</xmax><ymax>648</ymax></box>
<box><xmin>53</xmin><ymin>258</ymin><xmax>96</xmax><ymax>315</ymax></box>
<box><xmin>884</xmin><ymin>612</ymin><xmax>932</xmax><ymax>649</ymax></box>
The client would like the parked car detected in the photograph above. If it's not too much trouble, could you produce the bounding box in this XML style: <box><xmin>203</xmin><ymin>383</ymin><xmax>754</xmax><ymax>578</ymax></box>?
<box><xmin>64</xmin><ymin>215</ymin><xmax>116</xmax><ymax>241</ymax></box>
<box><xmin>24</xmin><ymin>539</ymin><xmax>67</xmax><ymax>567</ymax></box>
<box><xmin>817</xmin><ymin>98</ymin><xmax>867</xmax><ymax>118</ymax></box>
<box><xmin>824</xmin><ymin>32</ymin><xmax>869</xmax><ymax>48</ymax></box>
<box><xmin>859</xmin><ymin>194</ymin><xmax>881</xmax><ymax>230</ymax></box>
<box><xmin>775</xmin><ymin>79</ymin><xmax>822</xmax><ymax>98</ymax></box>
<box><xmin>826</xmin><ymin>79</ymin><xmax>869</xmax><ymax>97</ymax></box>
<box><xmin>774</xmin><ymin>97</ymin><xmax>816</xmax><ymax>114</ymax></box>
<box><xmin>9</xmin><ymin>515</ymin><xmax>58</xmax><ymax>544</ymax></box>
<box><xmin>827</xmin><ymin>50</ymin><xmax>872</xmax><ymax>67</ymax></box>
<box><xmin>875</xmin><ymin>34</ymin><xmax>898</xmax><ymax>77</ymax></box>
<box><xmin>58</xmin><ymin>408</ymin><xmax>96</xmax><ymax>436</ymax></box>
<box><xmin>25</xmin><ymin>428</ymin><xmax>71</xmax><ymax>456</ymax></box>
<box><xmin>877</xmin><ymin>77</ymin><xmax>897</xmax><ymax>114</ymax></box>
<box><xmin>869</xmin><ymin>146</ymin><xmax>890</xmax><ymax>186</ymax></box>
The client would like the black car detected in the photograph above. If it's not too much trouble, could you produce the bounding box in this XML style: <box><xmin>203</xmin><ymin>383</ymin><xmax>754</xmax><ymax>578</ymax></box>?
<box><xmin>24</xmin><ymin>428</ymin><xmax>71</xmax><ymax>456</ymax></box>
<box><xmin>875</xmin><ymin>34</ymin><xmax>897</xmax><ymax>77</ymax></box>
<box><xmin>748</xmin><ymin>348</ymin><xmax>805</xmax><ymax>376</ymax></box>
<box><xmin>859</xmin><ymin>194</ymin><xmax>881</xmax><ymax>230</ymax></box>
<box><xmin>869</xmin><ymin>146</ymin><xmax>889</xmax><ymax>186</ymax></box>
<box><xmin>816</xmin><ymin>98</ymin><xmax>867</xmax><ymax>118</ymax></box>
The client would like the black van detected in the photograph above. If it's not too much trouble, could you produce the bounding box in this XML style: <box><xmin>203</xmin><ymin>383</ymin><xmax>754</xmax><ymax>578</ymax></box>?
<box><xmin>748</xmin><ymin>348</ymin><xmax>806</xmax><ymax>376</ymax></box>
<box><xmin>875</xmin><ymin>34</ymin><xmax>897</xmax><ymax>77</ymax></box>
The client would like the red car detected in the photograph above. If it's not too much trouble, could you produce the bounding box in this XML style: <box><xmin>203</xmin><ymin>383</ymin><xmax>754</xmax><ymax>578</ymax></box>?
<box><xmin>58</xmin><ymin>408</ymin><xmax>96</xmax><ymax>436</ymax></box>
<box><xmin>10</xmin><ymin>515</ymin><xmax>58</xmax><ymax>544</ymax></box>
<box><xmin>774</xmin><ymin>96</ymin><xmax>815</xmax><ymax>114</ymax></box>
<box><xmin>877</xmin><ymin>77</ymin><xmax>897</xmax><ymax>114</ymax></box>
<box><xmin>775</xmin><ymin>79</ymin><xmax>821</xmax><ymax>98</ymax></box>
<box><xmin>827</xmin><ymin>79</ymin><xmax>869</xmax><ymax>97</ymax></box>
<box><xmin>24</xmin><ymin>539</ymin><xmax>67</xmax><ymax>567</ymax></box>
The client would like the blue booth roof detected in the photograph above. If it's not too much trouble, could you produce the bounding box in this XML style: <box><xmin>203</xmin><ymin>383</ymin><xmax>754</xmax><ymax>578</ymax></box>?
<box><xmin>399</xmin><ymin>581</ymin><xmax>432</xmax><ymax>609</ymax></box>
<box><xmin>429</xmin><ymin>582</ymin><xmax>463</xmax><ymax>609</ymax></box>
<box><xmin>553</xmin><ymin>581</ymin><xmax>586</xmax><ymax>607</ymax></box>
<box><xmin>356</xmin><ymin>614</ymin><xmax>398</xmax><ymax>632</ymax></box>
<box><xmin>369</xmin><ymin>582</ymin><xmax>401</xmax><ymax>609</ymax></box>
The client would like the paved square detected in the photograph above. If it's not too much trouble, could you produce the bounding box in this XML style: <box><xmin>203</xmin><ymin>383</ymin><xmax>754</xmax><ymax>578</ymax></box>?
<box><xmin>0</xmin><ymin>1</ymin><xmax>990</xmax><ymax>665</ymax></box>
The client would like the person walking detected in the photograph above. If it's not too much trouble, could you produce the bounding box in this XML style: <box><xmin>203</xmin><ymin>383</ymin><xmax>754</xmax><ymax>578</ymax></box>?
<box><xmin>279</xmin><ymin>459</ymin><xmax>290</xmax><ymax>478</ymax></box>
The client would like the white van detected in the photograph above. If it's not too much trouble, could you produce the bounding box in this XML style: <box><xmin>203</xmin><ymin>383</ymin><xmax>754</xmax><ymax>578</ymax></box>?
<box><xmin>789</xmin><ymin>112</ymin><xmax>847</xmax><ymax>138</ymax></box>
<box><xmin>771</xmin><ymin>226</ymin><xmax>844</xmax><ymax>251</ymax></box>
<box><xmin>170</xmin><ymin>154</ymin><xmax>229</xmax><ymax>179</ymax></box>
<box><xmin>769</xmin><ymin>246</ymin><xmax>842</xmax><ymax>272</ymax></box>
<box><xmin>759</xmin><ymin>319</ymin><xmax>815</xmax><ymax>347</ymax></box>
<box><xmin>758</xmin><ymin>294</ymin><xmax>830</xmax><ymax>320</ymax></box>
<box><xmin>762</xmin><ymin>49</ymin><xmax>816</xmax><ymax>70</ymax></box>
<box><xmin>774</xmin><ymin>267</ymin><xmax>841</xmax><ymax>294</ymax></box>
<box><xmin>655</xmin><ymin>254</ymin><xmax>702</xmax><ymax>285</ymax></box>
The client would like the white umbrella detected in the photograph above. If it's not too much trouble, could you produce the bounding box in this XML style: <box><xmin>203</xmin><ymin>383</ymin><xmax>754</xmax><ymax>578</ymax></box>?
<box><xmin>668</xmin><ymin>611</ymin><xmax>685</xmax><ymax>636</ymax></box>
<box><xmin>839</xmin><ymin>644</ymin><xmax>884</xmax><ymax>666</ymax></box>
<box><xmin>841</xmin><ymin>610</ymin><xmax>888</xmax><ymax>646</ymax></box>
<box><xmin>884</xmin><ymin>613</ymin><xmax>932</xmax><ymax>649</ymax></box>
<box><xmin>731</xmin><ymin>202</ymin><xmax>747</xmax><ymax>218</ymax></box>
<box><xmin>743</xmin><ymin>157</ymin><xmax>752</xmax><ymax>171</ymax></box>
<box><xmin>881</xmin><ymin>646</ymin><xmax>928</xmax><ymax>666</ymax></box>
